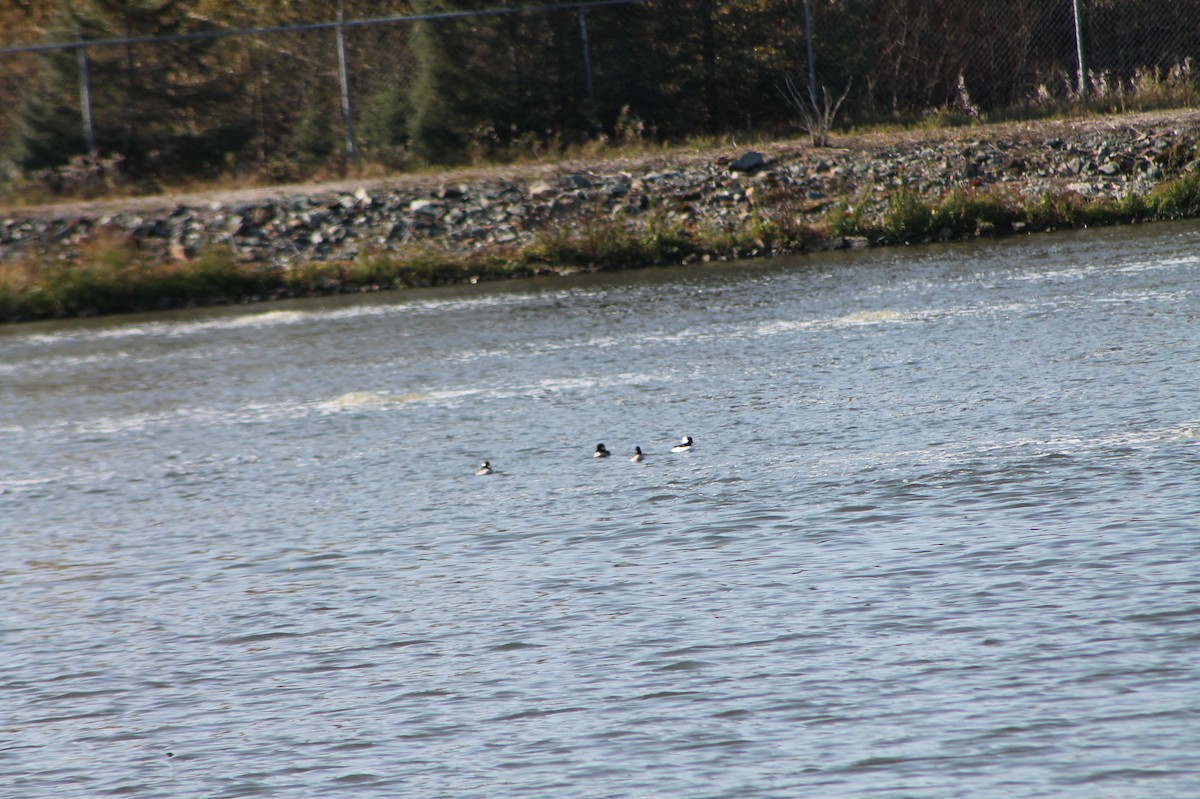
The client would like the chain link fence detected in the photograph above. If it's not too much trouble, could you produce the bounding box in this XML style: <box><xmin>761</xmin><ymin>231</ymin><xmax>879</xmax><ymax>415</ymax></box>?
<box><xmin>2</xmin><ymin>0</ymin><xmax>1200</xmax><ymax>181</ymax></box>
<box><xmin>0</xmin><ymin>1</ymin><xmax>631</xmax><ymax>177</ymax></box>
<box><xmin>822</xmin><ymin>0</ymin><xmax>1200</xmax><ymax>116</ymax></box>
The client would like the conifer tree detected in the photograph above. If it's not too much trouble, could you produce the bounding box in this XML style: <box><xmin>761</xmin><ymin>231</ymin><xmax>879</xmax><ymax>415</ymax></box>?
<box><xmin>407</xmin><ymin>0</ymin><xmax>509</xmax><ymax>162</ymax></box>
<box><xmin>359</xmin><ymin>80</ymin><xmax>411</xmax><ymax>155</ymax></box>
<box><xmin>407</xmin><ymin>0</ymin><xmax>614</xmax><ymax>162</ymax></box>
<box><xmin>15</xmin><ymin>0</ymin><xmax>247</xmax><ymax>178</ymax></box>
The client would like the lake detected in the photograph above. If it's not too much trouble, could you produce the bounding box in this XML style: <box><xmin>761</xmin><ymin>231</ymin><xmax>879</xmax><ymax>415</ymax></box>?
<box><xmin>2</xmin><ymin>222</ymin><xmax>1199</xmax><ymax>798</ymax></box>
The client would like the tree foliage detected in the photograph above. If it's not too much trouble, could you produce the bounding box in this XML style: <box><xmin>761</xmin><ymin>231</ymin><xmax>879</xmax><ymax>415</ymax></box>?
<box><xmin>14</xmin><ymin>0</ymin><xmax>248</xmax><ymax>177</ymax></box>
<box><xmin>3</xmin><ymin>0</ymin><xmax>1200</xmax><ymax>182</ymax></box>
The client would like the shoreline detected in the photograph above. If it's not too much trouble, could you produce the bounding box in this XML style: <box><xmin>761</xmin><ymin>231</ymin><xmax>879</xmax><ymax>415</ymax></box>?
<box><xmin>4</xmin><ymin>109</ymin><xmax>1200</xmax><ymax>322</ymax></box>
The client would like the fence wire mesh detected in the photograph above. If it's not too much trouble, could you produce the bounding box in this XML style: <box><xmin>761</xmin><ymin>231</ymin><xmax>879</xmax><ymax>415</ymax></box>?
<box><xmin>2</xmin><ymin>0</ymin><xmax>1200</xmax><ymax>179</ymax></box>
<box><xmin>822</xmin><ymin>0</ymin><xmax>1200</xmax><ymax>115</ymax></box>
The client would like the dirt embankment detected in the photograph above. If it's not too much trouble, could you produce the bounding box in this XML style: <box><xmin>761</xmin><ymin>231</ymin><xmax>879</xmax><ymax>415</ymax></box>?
<box><xmin>4</xmin><ymin>109</ymin><xmax>1200</xmax><ymax>267</ymax></box>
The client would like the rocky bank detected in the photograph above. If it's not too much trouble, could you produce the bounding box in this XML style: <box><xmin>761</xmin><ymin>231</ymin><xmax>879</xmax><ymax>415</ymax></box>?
<box><xmin>4</xmin><ymin>110</ymin><xmax>1200</xmax><ymax>269</ymax></box>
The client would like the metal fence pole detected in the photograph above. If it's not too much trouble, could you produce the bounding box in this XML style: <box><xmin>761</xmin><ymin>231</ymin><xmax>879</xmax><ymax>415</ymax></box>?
<box><xmin>0</xmin><ymin>1</ymin><xmax>648</xmax><ymax>165</ymax></box>
<box><xmin>802</xmin><ymin>0</ymin><xmax>817</xmax><ymax>109</ymax></box>
<box><xmin>1072</xmin><ymin>0</ymin><xmax>1088</xmax><ymax>95</ymax></box>
<box><xmin>77</xmin><ymin>44</ymin><xmax>97</xmax><ymax>155</ymax></box>
<box><xmin>578</xmin><ymin>7</ymin><xmax>596</xmax><ymax>119</ymax></box>
<box><xmin>336</xmin><ymin>0</ymin><xmax>357</xmax><ymax>159</ymax></box>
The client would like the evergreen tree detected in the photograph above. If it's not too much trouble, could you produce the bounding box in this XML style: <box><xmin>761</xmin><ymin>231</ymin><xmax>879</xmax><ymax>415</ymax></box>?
<box><xmin>285</xmin><ymin>99</ymin><xmax>336</xmax><ymax>164</ymax></box>
<box><xmin>15</xmin><ymin>0</ymin><xmax>248</xmax><ymax>178</ymax></box>
<box><xmin>408</xmin><ymin>0</ymin><xmax>503</xmax><ymax>162</ymax></box>
<box><xmin>408</xmin><ymin>0</ymin><xmax>617</xmax><ymax>162</ymax></box>
<box><xmin>359</xmin><ymin>80</ymin><xmax>411</xmax><ymax>155</ymax></box>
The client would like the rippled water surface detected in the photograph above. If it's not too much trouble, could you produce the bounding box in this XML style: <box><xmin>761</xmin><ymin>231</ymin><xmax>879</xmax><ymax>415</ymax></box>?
<box><xmin>3</xmin><ymin>223</ymin><xmax>1200</xmax><ymax>798</ymax></box>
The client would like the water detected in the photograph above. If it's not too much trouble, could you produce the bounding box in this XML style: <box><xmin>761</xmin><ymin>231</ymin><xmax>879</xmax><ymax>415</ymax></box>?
<box><xmin>3</xmin><ymin>222</ymin><xmax>1199</xmax><ymax>799</ymax></box>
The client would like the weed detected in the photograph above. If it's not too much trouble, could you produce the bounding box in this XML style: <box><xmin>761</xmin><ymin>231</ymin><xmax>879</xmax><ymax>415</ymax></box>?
<box><xmin>394</xmin><ymin>245</ymin><xmax>469</xmax><ymax>286</ymax></box>
<box><xmin>523</xmin><ymin>215</ymin><xmax>641</xmax><ymax>269</ymax></box>
<box><xmin>1148</xmin><ymin>171</ymin><xmax>1200</xmax><ymax>217</ymax></box>
<box><xmin>931</xmin><ymin>187</ymin><xmax>1019</xmax><ymax>236</ymax></box>
<box><xmin>756</xmin><ymin>185</ymin><xmax>826</xmax><ymax>248</ymax></box>
<box><xmin>691</xmin><ymin>220</ymin><xmax>742</xmax><ymax>254</ymax></box>
<box><xmin>822</xmin><ymin>198</ymin><xmax>868</xmax><ymax>238</ymax></box>
<box><xmin>640</xmin><ymin>209</ymin><xmax>697</xmax><ymax>262</ymax></box>
<box><xmin>15</xmin><ymin>168</ymin><xmax>1200</xmax><ymax>323</ymax></box>
<box><xmin>884</xmin><ymin>184</ymin><xmax>933</xmax><ymax>239</ymax></box>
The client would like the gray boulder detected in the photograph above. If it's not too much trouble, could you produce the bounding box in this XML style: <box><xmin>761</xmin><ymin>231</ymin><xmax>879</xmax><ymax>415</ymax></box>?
<box><xmin>729</xmin><ymin>151</ymin><xmax>767</xmax><ymax>173</ymax></box>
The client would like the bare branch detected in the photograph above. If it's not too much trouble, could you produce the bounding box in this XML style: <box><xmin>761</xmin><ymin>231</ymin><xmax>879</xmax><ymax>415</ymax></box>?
<box><xmin>780</xmin><ymin>76</ymin><xmax>851</xmax><ymax>147</ymax></box>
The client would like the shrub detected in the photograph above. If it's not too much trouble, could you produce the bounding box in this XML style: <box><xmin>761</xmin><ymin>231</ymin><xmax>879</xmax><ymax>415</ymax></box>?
<box><xmin>884</xmin><ymin>184</ymin><xmax>933</xmax><ymax>239</ymax></box>
<box><xmin>1022</xmin><ymin>191</ymin><xmax>1088</xmax><ymax>229</ymax></box>
<box><xmin>640</xmin><ymin>209</ymin><xmax>696</xmax><ymax>262</ymax></box>
<box><xmin>932</xmin><ymin>187</ymin><xmax>1019</xmax><ymax>236</ymax></box>
<box><xmin>822</xmin><ymin>198</ymin><xmax>868</xmax><ymax>238</ymax></box>
<box><xmin>286</xmin><ymin>101</ymin><xmax>337</xmax><ymax>165</ymax></box>
<box><xmin>523</xmin><ymin>215</ymin><xmax>648</xmax><ymax>269</ymax></box>
<box><xmin>1148</xmin><ymin>172</ymin><xmax>1200</xmax><ymax>218</ymax></box>
<box><xmin>359</xmin><ymin>82</ymin><xmax>411</xmax><ymax>159</ymax></box>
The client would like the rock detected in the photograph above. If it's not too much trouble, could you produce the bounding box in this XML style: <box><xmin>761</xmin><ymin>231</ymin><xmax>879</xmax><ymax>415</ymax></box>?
<box><xmin>227</xmin><ymin>215</ymin><xmax>253</xmax><ymax>236</ymax></box>
<box><xmin>729</xmin><ymin>151</ymin><xmax>766</xmax><ymax>173</ymax></box>
<box><xmin>4</xmin><ymin>111</ymin><xmax>1199</xmax><ymax>285</ymax></box>
<box><xmin>132</xmin><ymin>219</ymin><xmax>169</xmax><ymax>238</ymax></box>
<box><xmin>1001</xmin><ymin>157</ymin><xmax>1027</xmax><ymax>174</ymax></box>
<box><xmin>409</xmin><ymin>199</ymin><xmax>442</xmax><ymax>216</ymax></box>
<box><xmin>301</xmin><ymin>210</ymin><xmax>330</xmax><ymax>227</ymax></box>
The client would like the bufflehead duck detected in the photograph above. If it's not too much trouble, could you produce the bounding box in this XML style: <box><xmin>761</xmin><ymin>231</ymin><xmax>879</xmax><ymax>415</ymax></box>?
<box><xmin>629</xmin><ymin>446</ymin><xmax>644</xmax><ymax>462</ymax></box>
<box><xmin>594</xmin><ymin>443</ymin><xmax>611</xmax><ymax>458</ymax></box>
<box><xmin>476</xmin><ymin>460</ymin><xmax>494</xmax><ymax>475</ymax></box>
<box><xmin>671</xmin><ymin>436</ymin><xmax>694</xmax><ymax>452</ymax></box>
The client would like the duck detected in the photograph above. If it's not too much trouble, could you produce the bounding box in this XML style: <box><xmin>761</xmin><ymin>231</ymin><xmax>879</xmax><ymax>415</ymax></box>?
<box><xmin>671</xmin><ymin>435</ymin><xmax>694</xmax><ymax>453</ymax></box>
<box><xmin>476</xmin><ymin>460</ymin><xmax>494</xmax><ymax>475</ymax></box>
<box><xmin>593</xmin><ymin>443</ymin><xmax>611</xmax><ymax>458</ymax></box>
<box><xmin>629</xmin><ymin>446</ymin><xmax>644</xmax><ymax>462</ymax></box>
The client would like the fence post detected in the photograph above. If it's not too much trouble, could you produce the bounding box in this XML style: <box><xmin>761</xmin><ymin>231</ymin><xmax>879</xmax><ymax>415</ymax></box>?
<box><xmin>76</xmin><ymin>43</ymin><xmax>97</xmax><ymax>156</ymax></box>
<box><xmin>578</xmin><ymin>7</ymin><xmax>597</xmax><ymax>122</ymax></box>
<box><xmin>802</xmin><ymin>0</ymin><xmax>817</xmax><ymax>110</ymax></box>
<box><xmin>336</xmin><ymin>0</ymin><xmax>357</xmax><ymax>159</ymax></box>
<box><xmin>1072</xmin><ymin>0</ymin><xmax>1088</xmax><ymax>95</ymax></box>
